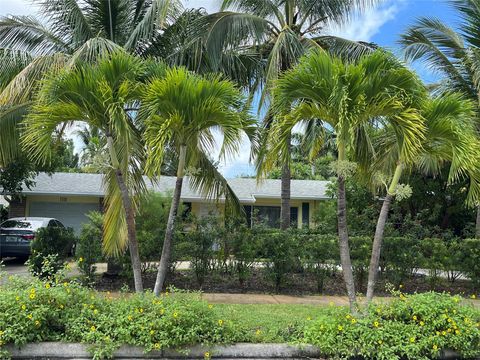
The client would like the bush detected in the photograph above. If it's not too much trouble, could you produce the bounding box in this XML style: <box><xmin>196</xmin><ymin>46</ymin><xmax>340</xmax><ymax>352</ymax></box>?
<box><xmin>301</xmin><ymin>233</ymin><xmax>338</xmax><ymax>293</ymax></box>
<box><xmin>459</xmin><ymin>238</ymin><xmax>480</xmax><ymax>289</ymax></box>
<box><xmin>0</xmin><ymin>277</ymin><xmax>234</xmax><ymax>359</ymax></box>
<box><xmin>76</xmin><ymin>212</ymin><xmax>104</xmax><ymax>284</ymax></box>
<box><xmin>381</xmin><ymin>237</ymin><xmax>421</xmax><ymax>286</ymax></box>
<box><xmin>304</xmin><ymin>291</ymin><xmax>480</xmax><ymax>360</ymax></box>
<box><xmin>260</xmin><ymin>229</ymin><xmax>298</xmax><ymax>291</ymax></box>
<box><xmin>228</xmin><ymin>222</ymin><xmax>260</xmax><ymax>286</ymax></box>
<box><xmin>26</xmin><ymin>226</ymin><xmax>75</xmax><ymax>280</ymax></box>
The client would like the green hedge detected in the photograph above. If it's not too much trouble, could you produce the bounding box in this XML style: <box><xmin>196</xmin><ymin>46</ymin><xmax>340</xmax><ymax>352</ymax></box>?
<box><xmin>177</xmin><ymin>227</ymin><xmax>480</xmax><ymax>291</ymax></box>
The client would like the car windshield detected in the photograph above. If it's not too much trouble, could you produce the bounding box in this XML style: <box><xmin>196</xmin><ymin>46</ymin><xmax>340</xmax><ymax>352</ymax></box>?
<box><xmin>0</xmin><ymin>220</ymin><xmax>44</xmax><ymax>230</ymax></box>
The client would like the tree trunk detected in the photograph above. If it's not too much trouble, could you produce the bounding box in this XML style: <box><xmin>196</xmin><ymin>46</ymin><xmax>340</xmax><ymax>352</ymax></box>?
<box><xmin>280</xmin><ymin>134</ymin><xmax>291</xmax><ymax>230</ymax></box>
<box><xmin>337</xmin><ymin>175</ymin><xmax>357</xmax><ymax>312</ymax></box>
<box><xmin>366</xmin><ymin>193</ymin><xmax>393</xmax><ymax>302</ymax></box>
<box><xmin>476</xmin><ymin>206</ymin><xmax>480</xmax><ymax>239</ymax></box>
<box><xmin>114</xmin><ymin>169</ymin><xmax>143</xmax><ymax>292</ymax></box>
<box><xmin>106</xmin><ymin>135</ymin><xmax>143</xmax><ymax>293</ymax></box>
<box><xmin>154</xmin><ymin>145</ymin><xmax>186</xmax><ymax>295</ymax></box>
<box><xmin>366</xmin><ymin>163</ymin><xmax>403</xmax><ymax>303</ymax></box>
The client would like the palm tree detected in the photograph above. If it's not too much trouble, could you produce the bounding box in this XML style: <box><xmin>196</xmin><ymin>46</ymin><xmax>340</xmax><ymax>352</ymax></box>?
<box><xmin>194</xmin><ymin>0</ymin><xmax>378</xmax><ymax>229</ymax></box>
<box><xmin>399</xmin><ymin>0</ymin><xmax>480</xmax><ymax>236</ymax></box>
<box><xmin>22</xmin><ymin>52</ymin><xmax>161</xmax><ymax>293</ymax></box>
<box><xmin>264</xmin><ymin>50</ymin><xmax>425</xmax><ymax>312</ymax></box>
<box><xmin>365</xmin><ymin>93</ymin><xmax>480</xmax><ymax>303</ymax></box>
<box><xmin>141</xmin><ymin>67</ymin><xmax>255</xmax><ymax>295</ymax></box>
<box><xmin>0</xmin><ymin>0</ymin><xmax>182</xmax><ymax>176</ymax></box>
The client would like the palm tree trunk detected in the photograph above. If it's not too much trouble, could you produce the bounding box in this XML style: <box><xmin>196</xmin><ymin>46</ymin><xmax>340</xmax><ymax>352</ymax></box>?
<box><xmin>366</xmin><ymin>163</ymin><xmax>403</xmax><ymax>303</ymax></box>
<box><xmin>336</xmin><ymin>144</ymin><xmax>356</xmax><ymax>312</ymax></box>
<box><xmin>154</xmin><ymin>145</ymin><xmax>186</xmax><ymax>295</ymax></box>
<box><xmin>280</xmin><ymin>134</ymin><xmax>291</xmax><ymax>230</ymax></box>
<box><xmin>476</xmin><ymin>205</ymin><xmax>480</xmax><ymax>239</ymax></box>
<box><xmin>106</xmin><ymin>135</ymin><xmax>143</xmax><ymax>292</ymax></box>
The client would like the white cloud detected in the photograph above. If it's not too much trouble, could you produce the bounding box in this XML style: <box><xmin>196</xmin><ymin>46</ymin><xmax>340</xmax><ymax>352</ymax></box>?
<box><xmin>328</xmin><ymin>0</ymin><xmax>406</xmax><ymax>42</ymax></box>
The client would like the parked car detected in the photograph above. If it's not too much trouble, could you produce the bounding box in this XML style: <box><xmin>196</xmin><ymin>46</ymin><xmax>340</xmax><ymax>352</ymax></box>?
<box><xmin>0</xmin><ymin>217</ymin><xmax>66</xmax><ymax>259</ymax></box>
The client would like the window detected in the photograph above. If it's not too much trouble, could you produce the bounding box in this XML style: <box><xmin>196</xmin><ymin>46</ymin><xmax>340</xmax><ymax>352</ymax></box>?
<box><xmin>302</xmin><ymin>202</ymin><xmax>310</xmax><ymax>228</ymax></box>
<box><xmin>252</xmin><ymin>206</ymin><xmax>298</xmax><ymax>228</ymax></box>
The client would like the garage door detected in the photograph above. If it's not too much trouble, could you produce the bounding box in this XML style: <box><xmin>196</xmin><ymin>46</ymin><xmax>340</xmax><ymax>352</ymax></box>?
<box><xmin>29</xmin><ymin>202</ymin><xmax>100</xmax><ymax>234</ymax></box>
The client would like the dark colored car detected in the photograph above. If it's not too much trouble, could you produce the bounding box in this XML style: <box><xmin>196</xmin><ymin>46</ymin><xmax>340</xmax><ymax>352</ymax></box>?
<box><xmin>0</xmin><ymin>217</ymin><xmax>65</xmax><ymax>259</ymax></box>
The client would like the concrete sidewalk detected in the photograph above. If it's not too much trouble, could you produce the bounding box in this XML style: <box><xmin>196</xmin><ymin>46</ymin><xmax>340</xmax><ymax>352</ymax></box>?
<box><xmin>200</xmin><ymin>292</ymin><xmax>480</xmax><ymax>307</ymax></box>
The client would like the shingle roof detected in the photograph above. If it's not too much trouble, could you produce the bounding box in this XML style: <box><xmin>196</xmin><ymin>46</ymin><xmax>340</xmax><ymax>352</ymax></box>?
<box><xmin>20</xmin><ymin>172</ymin><xmax>330</xmax><ymax>202</ymax></box>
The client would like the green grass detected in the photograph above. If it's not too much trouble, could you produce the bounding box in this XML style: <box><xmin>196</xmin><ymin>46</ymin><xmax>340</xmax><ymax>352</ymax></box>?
<box><xmin>214</xmin><ymin>304</ymin><xmax>333</xmax><ymax>343</ymax></box>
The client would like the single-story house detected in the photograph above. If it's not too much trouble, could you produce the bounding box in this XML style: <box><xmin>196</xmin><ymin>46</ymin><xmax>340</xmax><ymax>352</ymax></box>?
<box><xmin>6</xmin><ymin>172</ymin><xmax>331</xmax><ymax>233</ymax></box>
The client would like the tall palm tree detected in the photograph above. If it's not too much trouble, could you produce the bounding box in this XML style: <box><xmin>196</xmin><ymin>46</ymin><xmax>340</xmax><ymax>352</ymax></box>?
<box><xmin>141</xmin><ymin>67</ymin><xmax>255</xmax><ymax>294</ymax></box>
<box><xmin>264</xmin><ymin>50</ymin><xmax>425</xmax><ymax>312</ymax></box>
<box><xmin>22</xmin><ymin>52</ymin><xmax>161</xmax><ymax>293</ymax></box>
<box><xmin>399</xmin><ymin>0</ymin><xmax>480</xmax><ymax>236</ymax></box>
<box><xmin>365</xmin><ymin>93</ymin><xmax>480</xmax><ymax>303</ymax></box>
<box><xmin>0</xmin><ymin>0</ymin><xmax>182</xmax><ymax>176</ymax></box>
<box><xmin>194</xmin><ymin>0</ymin><xmax>378</xmax><ymax>229</ymax></box>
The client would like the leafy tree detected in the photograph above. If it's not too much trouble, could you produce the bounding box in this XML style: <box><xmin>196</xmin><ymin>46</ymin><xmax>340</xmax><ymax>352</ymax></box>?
<box><xmin>141</xmin><ymin>67</ymin><xmax>255</xmax><ymax>294</ymax></box>
<box><xmin>399</xmin><ymin>0</ymin><xmax>480</xmax><ymax>236</ymax></box>
<box><xmin>265</xmin><ymin>50</ymin><xmax>425</xmax><ymax>312</ymax></box>
<box><xmin>22</xmin><ymin>52</ymin><xmax>162</xmax><ymax>293</ymax></box>
<box><xmin>194</xmin><ymin>0</ymin><xmax>378</xmax><ymax>229</ymax></box>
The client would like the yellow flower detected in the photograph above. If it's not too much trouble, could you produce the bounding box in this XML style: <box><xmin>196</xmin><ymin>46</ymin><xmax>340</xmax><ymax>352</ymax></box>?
<box><xmin>90</xmin><ymin>326</ymin><xmax>96</xmax><ymax>332</ymax></box>
<box><xmin>21</xmin><ymin>305</ymin><xmax>26</xmax><ymax>311</ymax></box>
<box><xmin>399</xmin><ymin>284</ymin><xmax>403</xmax><ymax>288</ymax></box>
<box><xmin>442</xmin><ymin>331</ymin><xmax>447</xmax><ymax>336</ymax></box>
<box><xmin>35</xmin><ymin>321</ymin><xmax>40</xmax><ymax>326</ymax></box>
<box><xmin>455</xmin><ymin>329</ymin><xmax>460</xmax><ymax>335</ymax></box>
<box><xmin>204</xmin><ymin>352</ymin><xmax>211</xmax><ymax>359</ymax></box>
<box><xmin>160</xmin><ymin>309</ymin><xmax>165</xmax><ymax>315</ymax></box>
<box><xmin>139</xmin><ymin>308</ymin><xmax>144</xmax><ymax>313</ymax></box>
<box><xmin>208</xmin><ymin>304</ymin><xmax>213</xmax><ymax>309</ymax></box>
<box><xmin>90</xmin><ymin>304</ymin><xmax>94</xmax><ymax>309</ymax></box>
<box><xmin>351</xmin><ymin>318</ymin><xmax>357</xmax><ymax>324</ymax></box>
<box><xmin>373</xmin><ymin>321</ymin><xmax>379</xmax><ymax>328</ymax></box>
<box><xmin>453</xmin><ymin>309</ymin><xmax>457</xmax><ymax>314</ymax></box>
<box><xmin>29</xmin><ymin>293</ymin><xmax>35</xmax><ymax>300</ymax></box>
<box><xmin>45</xmin><ymin>283</ymin><xmax>50</xmax><ymax>289</ymax></box>
<box><xmin>346</xmin><ymin>314</ymin><xmax>351</xmax><ymax>320</ymax></box>
<box><xmin>436</xmin><ymin>331</ymin><xmax>440</xmax><ymax>336</ymax></box>
<box><xmin>0</xmin><ymin>331</ymin><xmax>4</xmax><ymax>336</ymax></box>
<box><xmin>447</xmin><ymin>318</ymin><xmax>452</xmax><ymax>323</ymax></box>
<box><xmin>447</xmin><ymin>328</ymin><xmax>452</xmax><ymax>333</ymax></box>
<box><xmin>337</xmin><ymin>325</ymin><xmax>343</xmax><ymax>331</ymax></box>
<box><xmin>63</xmin><ymin>282</ymin><xmax>69</xmax><ymax>287</ymax></box>
<box><xmin>93</xmin><ymin>309</ymin><xmax>98</xmax><ymax>315</ymax></box>
<box><xmin>433</xmin><ymin>345</ymin><xmax>438</xmax><ymax>351</ymax></box>
<box><xmin>419</xmin><ymin>321</ymin><xmax>425</xmax><ymax>326</ymax></box>
<box><xmin>154</xmin><ymin>343</ymin><xmax>160</xmax><ymax>350</ymax></box>
<box><xmin>128</xmin><ymin>315</ymin><xmax>133</xmax><ymax>321</ymax></box>
<box><xmin>471</xmin><ymin>294</ymin><xmax>476</xmax><ymax>299</ymax></box>
<box><xmin>60</xmin><ymin>304</ymin><xmax>64</xmax><ymax>309</ymax></box>
<box><xmin>255</xmin><ymin>329</ymin><xmax>261</xmax><ymax>336</ymax></box>
<box><xmin>79</xmin><ymin>257</ymin><xmax>84</xmax><ymax>262</ymax></box>
<box><xmin>412</xmin><ymin>315</ymin><xmax>417</xmax><ymax>321</ymax></box>
<box><xmin>307</xmin><ymin>317</ymin><xmax>312</xmax><ymax>321</ymax></box>
<box><xmin>150</xmin><ymin>330</ymin><xmax>155</xmax><ymax>335</ymax></box>
<box><xmin>30</xmin><ymin>288</ymin><xmax>35</xmax><ymax>294</ymax></box>
<box><xmin>409</xmin><ymin>337</ymin><xmax>415</xmax><ymax>343</ymax></box>
<box><xmin>27</xmin><ymin>314</ymin><xmax>33</xmax><ymax>320</ymax></box>
<box><xmin>165</xmin><ymin>291</ymin><xmax>169</xmax><ymax>296</ymax></box>
<box><xmin>218</xmin><ymin>319</ymin><xmax>224</xmax><ymax>326</ymax></box>
<box><xmin>173</xmin><ymin>312</ymin><xmax>178</xmax><ymax>318</ymax></box>
<box><xmin>378</xmin><ymin>340</ymin><xmax>383</xmax><ymax>345</ymax></box>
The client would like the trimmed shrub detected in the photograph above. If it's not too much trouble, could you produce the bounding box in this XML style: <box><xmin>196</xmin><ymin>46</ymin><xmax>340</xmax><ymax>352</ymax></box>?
<box><xmin>304</xmin><ymin>291</ymin><xmax>480</xmax><ymax>360</ymax></box>
<box><xmin>76</xmin><ymin>212</ymin><xmax>104</xmax><ymax>284</ymax></box>
<box><xmin>459</xmin><ymin>238</ymin><xmax>480</xmax><ymax>289</ymax></box>
<box><xmin>26</xmin><ymin>226</ymin><xmax>75</xmax><ymax>280</ymax></box>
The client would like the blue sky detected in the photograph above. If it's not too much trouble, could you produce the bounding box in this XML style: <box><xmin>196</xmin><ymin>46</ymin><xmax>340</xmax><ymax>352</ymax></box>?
<box><xmin>0</xmin><ymin>0</ymin><xmax>459</xmax><ymax>177</ymax></box>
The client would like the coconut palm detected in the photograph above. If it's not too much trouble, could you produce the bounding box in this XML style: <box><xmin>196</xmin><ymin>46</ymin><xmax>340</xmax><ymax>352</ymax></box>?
<box><xmin>365</xmin><ymin>93</ymin><xmax>480</xmax><ymax>303</ymax></box>
<box><xmin>194</xmin><ymin>0</ymin><xmax>378</xmax><ymax>229</ymax></box>
<box><xmin>0</xmin><ymin>0</ymin><xmax>182</xmax><ymax>168</ymax></box>
<box><xmin>264</xmin><ymin>50</ymin><xmax>425</xmax><ymax>312</ymax></box>
<box><xmin>399</xmin><ymin>0</ymin><xmax>480</xmax><ymax>236</ymax></box>
<box><xmin>141</xmin><ymin>67</ymin><xmax>255</xmax><ymax>294</ymax></box>
<box><xmin>22</xmin><ymin>52</ymin><xmax>163</xmax><ymax>293</ymax></box>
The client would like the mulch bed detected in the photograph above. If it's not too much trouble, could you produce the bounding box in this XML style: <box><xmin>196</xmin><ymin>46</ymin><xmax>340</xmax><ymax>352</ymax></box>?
<box><xmin>93</xmin><ymin>268</ymin><xmax>477</xmax><ymax>297</ymax></box>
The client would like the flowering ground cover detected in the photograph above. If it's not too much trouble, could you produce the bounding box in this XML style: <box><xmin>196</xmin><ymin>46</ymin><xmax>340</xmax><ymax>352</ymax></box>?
<box><xmin>0</xmin><ymin>275</ymin><xmax>479</xmax><ymax>359</ymax></box>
